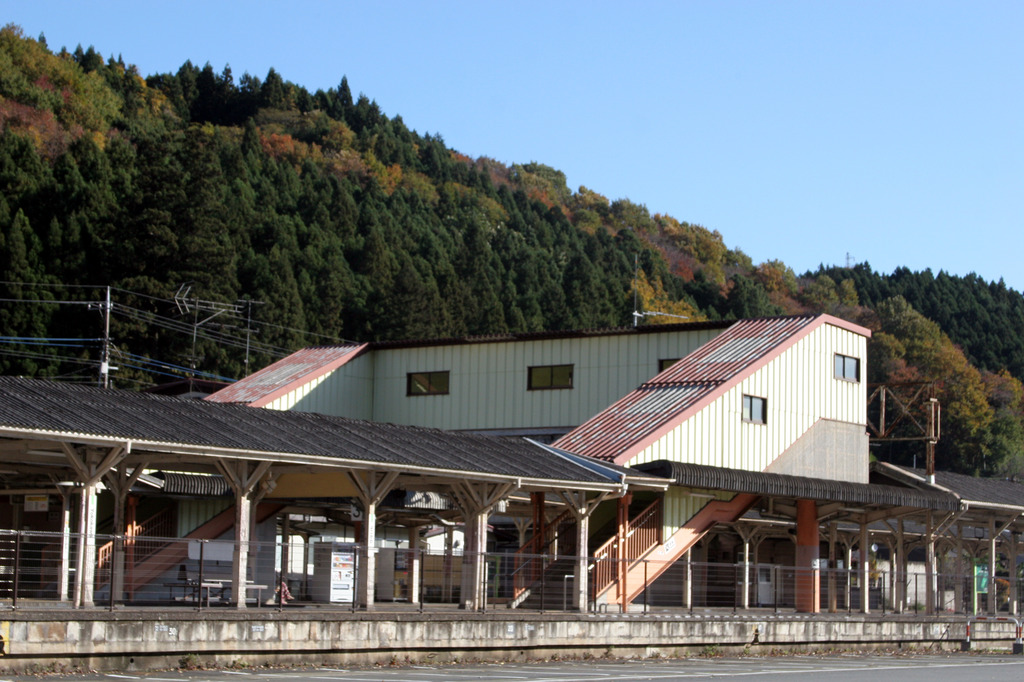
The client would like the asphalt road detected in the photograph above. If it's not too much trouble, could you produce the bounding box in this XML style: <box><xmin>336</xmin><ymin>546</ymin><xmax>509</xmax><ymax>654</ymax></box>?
<box><xmin>9</xmin><ymin>652</ymin><xmax>1024</xmax><ymax>682</ymax></box>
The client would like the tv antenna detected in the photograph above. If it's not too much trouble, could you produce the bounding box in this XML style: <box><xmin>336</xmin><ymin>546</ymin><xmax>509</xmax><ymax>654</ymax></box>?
<box><xmin>174</xmin><ymin>283</ymin><xmax>245</xmax><ymax>376</ymax></box>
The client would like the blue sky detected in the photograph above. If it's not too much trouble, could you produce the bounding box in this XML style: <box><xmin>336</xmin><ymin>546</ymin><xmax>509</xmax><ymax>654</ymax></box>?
<box><xmin>5</xmin><ymin>1</ymin><xmax>1022</xmax><ymax>292</ymax></box>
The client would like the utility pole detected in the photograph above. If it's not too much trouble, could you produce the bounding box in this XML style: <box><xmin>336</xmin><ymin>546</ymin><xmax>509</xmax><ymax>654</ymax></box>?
<box><xmin>240</xmin><ymin>298</ymin><xmax>265</xmax><ymax>375</ymax></box>
<box><xmin>93</xmin><ymin>286</ymin><xmax>113</xmax><ymax>388</ymax></box>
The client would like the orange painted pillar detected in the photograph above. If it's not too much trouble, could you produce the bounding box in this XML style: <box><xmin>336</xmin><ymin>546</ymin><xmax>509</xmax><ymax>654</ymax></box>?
<box><xmin>795</xmin><ymin>499</ymin><xmax>820</xmax><ymax>613</ymax></box>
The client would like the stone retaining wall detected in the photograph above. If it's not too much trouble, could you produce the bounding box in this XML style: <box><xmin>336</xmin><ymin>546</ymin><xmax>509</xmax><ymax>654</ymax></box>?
<box><xmin>0</xmin><ymin>610</ymin><xmax>992</xmax><ymax>673</ymax></box>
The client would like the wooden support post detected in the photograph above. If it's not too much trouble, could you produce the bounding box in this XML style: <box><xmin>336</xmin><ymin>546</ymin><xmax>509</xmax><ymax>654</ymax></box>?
<box><xmin>408</xmin><ymin>526</ymin><xmax>421</xmax><ymax>605</ymax></box>
<box><xmin>280</xmin><ymin>514</ymin><xmax>291</xmax><ymax>605</ymax></box>
<box><xmin>616</xmin><ymin>493</ymin><xmax>632</xmax><ymax>611</ymax></box>
<box><xmin>58</xmin><ymin>487</ymin><xmax>72</xmax><ymax>603</ymax></box>
<box><xmin>896</xmin><ymin>520</ymin><xmax>906</xmax><ymax>613</ymax></box>
<box><xmin>1011</xmin><ymin>532</ymin><xmax>1019</xmax><ymax>616</ymax></box>
<box><xmin>954</xmin><ymin>527</ymin><xmax>964</xmax><ymax>614</ymax></box>
<box><xmin>685</xmin><ymin>548</ymin><xmax>692</xmax><ymax>610</ymax></box>
<box><xmin>104</xmin><ymin>462</ymin><xmax>148</xmax><ymax>605</ymax></box>
<box><xmin>345</xmin><ymin>470</ymin><xmax>399</xmax><ymax>611</ymax></box>
<box><xmin>828</xmin><ymin>522</ymin><xmax>837</xmax><ymax>613</ymax></box>
<box><xmin>860</xmin><ymin>521</ymin><xmax>870</xmax><ymax>614</ymax></box>
<box><xmin>557</xmin><ymin>490</ymin><xmax>609</xmax><ymax>613</ymax></box>
<box><xmin>74</xmin><ymin>482</ymin><xmax>98</xmax><ymax>608</ymax></box>
<box><xmin>926</xmin><ymin>512</ymin><xmax>937</xmax><ymax>615</ymax></box>
<box><xmin>63</xmin><ymin>443</ymin><xmax>128</xmax><ymax>609</ymax></box>
<box><xmin>443</xmin><ymin>525</ymin><xmax>454</xmax><ymax>602</ymax></box>
<box><xmin>988</xmin><ymin>517</ymin><xmax>997</xmax><ymax>615</ymax></box>
<box><xmin>450</xmin><ymin>480</ymin><xmax>516</xmax><ymax>611</ymax></box>
<box><xmin>216</xmin><ymin>459</ymin><xmax>273</xmax><ymax>609</ymax></box>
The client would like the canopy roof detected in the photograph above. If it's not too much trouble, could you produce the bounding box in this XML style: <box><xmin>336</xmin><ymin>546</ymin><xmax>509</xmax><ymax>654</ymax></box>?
<box><xmin>0</xmin><ymin>377</ymin><xmax>667</xmax><ymax>493</ymax></box>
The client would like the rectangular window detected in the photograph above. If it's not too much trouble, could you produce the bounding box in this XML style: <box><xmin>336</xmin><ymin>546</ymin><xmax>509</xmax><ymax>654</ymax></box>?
<box><xmin>658</xmin><ymin>358</ymin><xmax>680</xmax><ymax>372</ymax></box>
<box><xmin>834</xmin><ymin>353</ymin><xmax>860</xmax><ymax>382</ymax></box>
<box><xmin>742</xmin><ymin>394</ymin><xmax>767</xmax><ymax>424</ymax></box>
<box><xmin>407</xmin><ymin>371</ymin><xmax>450</xmax><ymax>396</ymax></box>
<box><xmin>528</xmin><ymin>364</ymin><xmax>573</xmax><ymax>390</ymax></box>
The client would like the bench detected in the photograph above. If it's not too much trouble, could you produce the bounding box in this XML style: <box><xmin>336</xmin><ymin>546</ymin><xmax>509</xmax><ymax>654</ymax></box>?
<box><xmin>166</xmin><ymin>567</ymin><xmax>267</xmax><ymax>606</ymax></box>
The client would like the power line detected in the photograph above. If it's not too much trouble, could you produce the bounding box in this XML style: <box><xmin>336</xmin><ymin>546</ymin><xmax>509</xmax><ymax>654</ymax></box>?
<box><xmin>0</xmin><ymin>282</ymin><xmax>336</xmax><ymax>383</ymax></box>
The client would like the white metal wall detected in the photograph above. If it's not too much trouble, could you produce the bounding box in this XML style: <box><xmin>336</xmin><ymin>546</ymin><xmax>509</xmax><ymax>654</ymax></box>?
<box><xmin>365</xmin><ymin>328</ymin><xmax>723</xmax><ymax>431</ymax></box>
<box><xmin>628</xmin><ymin>322</ymin><xmax>868</xmax><ymax>475</ymax></box>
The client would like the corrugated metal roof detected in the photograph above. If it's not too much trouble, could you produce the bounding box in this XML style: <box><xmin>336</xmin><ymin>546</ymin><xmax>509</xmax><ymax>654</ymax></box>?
<box><xmin>206</xmin><ymin>345</ymin><xmax>366</xmax><ymax>405</ymax></box>
<box><xmin>158</xmin><ymin>472</ymin><xmax>232</xmax><ymax>497</ymax></box>
<box><xmin>554</xmin><ymin>316</ymin><xmax>821</xmax><ymax>462</ymax></box>
<box><xmin>637</xmin><ymin>460</ymin><xmax>959</xmax><ymax>511</ymax></box>
<box><xmin>883</xmin><ymin>464</ymin><xmax>1024</xmax><ymax>510</ymax></box>
<box><xmin>0</xmin><ymin>377</ymin><xmax>640</xmax><ymax>488</ymax></box>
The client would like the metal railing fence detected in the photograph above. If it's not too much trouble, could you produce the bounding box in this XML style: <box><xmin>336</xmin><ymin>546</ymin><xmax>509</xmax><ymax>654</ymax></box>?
<box><xmin>1</xmin><ymin>529</ymin><xmax>1018</xmax><ymax>616</ymax></box>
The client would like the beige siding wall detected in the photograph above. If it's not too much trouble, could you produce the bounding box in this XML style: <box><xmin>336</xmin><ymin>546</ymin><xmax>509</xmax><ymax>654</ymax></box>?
<box><xmin>363</xmin><ymin>328</ymin><xmax>722</xmax><ymax>431</ymax></box>
<box><xmin>629</xmin><ymin>323</ymin><xmax>868</xmax><ymax>476</ymax></box>
<box><xmin>266</xmin><ymin>354</ymin><xmax>376</xmax><ymax>420</ymax></box>
<box><xmin>661</xmin><ymin>487</ymin><xmax>733</xmax><ymax>539</ymax></box>
<box><xmin>177</xmin><ymin>499</ymin><xmax>232</xmax><ymax>537</ymax></box>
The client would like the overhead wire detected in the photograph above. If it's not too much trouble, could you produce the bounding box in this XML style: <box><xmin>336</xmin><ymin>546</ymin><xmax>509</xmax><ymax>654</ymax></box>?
<box><xmin>0</xmin><ymin>282</ymin><xmax>346</xmax><ymax>382</ymax></box>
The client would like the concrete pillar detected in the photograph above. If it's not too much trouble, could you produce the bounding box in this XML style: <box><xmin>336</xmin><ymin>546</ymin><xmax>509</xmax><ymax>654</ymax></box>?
<box><xmin>795</xmin><ymin>499</ymin><xmax>819</xmax><ymax>613</ymax></box>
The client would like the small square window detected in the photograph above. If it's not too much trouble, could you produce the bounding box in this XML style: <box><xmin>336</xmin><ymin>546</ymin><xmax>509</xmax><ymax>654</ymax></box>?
<box><xmin>658</xmin><ymin>358</ymin><xmax>680</xmax><ymax>373</ymax></box>
<box><xmin>528</xmin><ymin>364</ymin><xmax>573</xmax><ymax>390</ymax></box>
<box><xmin>407</xmin><ymin>371</ymin><xmax>450</xmax><ymax>396</ymax></box>
<box><xmin>742</xmin><ymin>394</ymin><xmax>767</xmax><ymax>424</ymax></box>
<box><xmin>834</xmin><ymin>354</ymin><xmax>860</xmax><ymax>382</ymax></box>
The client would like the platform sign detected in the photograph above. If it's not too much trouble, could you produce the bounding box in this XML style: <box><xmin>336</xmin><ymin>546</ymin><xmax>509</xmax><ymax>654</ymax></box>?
<box><xmin>330</xmin><ymin>544</ymin><xmax>355</xmax><ymax>603</ymax></box>
<box><xmin>24</xmin><ymin>495</ymin><xmax>48</xmax><ymax>513</ymax></box>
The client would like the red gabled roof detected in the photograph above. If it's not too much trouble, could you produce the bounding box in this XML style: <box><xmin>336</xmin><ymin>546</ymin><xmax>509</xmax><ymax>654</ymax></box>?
<box><xmin>205</xmin><ymin>344</ymin><xmax>368</xmax><ymax>406</ymax></box>
<box><xmin>553</xmin><ymin>315</ymin><xmax>870</xmax><ymax>464</ymax></box>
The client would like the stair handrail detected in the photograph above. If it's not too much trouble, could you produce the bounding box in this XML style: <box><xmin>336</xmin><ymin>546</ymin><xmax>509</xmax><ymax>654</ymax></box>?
<box><xmin>590</xmin><ymin>497</ymin><xmax>662</xmax><ymax>597</ymax></box>
<box><xmin>96</xmin><ymin>506</ymin><xmax>178</xmax><ymax>574</ymax></box>
<box><xmin>512</xmin><ymin>509</ymin><xmax>574</xmax><ymax>598</ymax></box>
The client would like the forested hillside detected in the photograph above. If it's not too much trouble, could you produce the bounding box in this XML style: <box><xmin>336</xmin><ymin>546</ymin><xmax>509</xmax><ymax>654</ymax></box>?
<box><xmin>1</xmin><ymin>25</ymin><xmax>1022</xmax><ymax>477</ymax></box>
